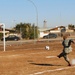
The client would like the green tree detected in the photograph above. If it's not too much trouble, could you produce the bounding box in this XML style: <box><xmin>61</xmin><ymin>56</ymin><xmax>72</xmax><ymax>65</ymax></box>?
<box><xmin>68</xmin><ymin>24</ymin><xmax>75</xmax><ymax>30</ymax></box>
<box><xmin>14</xmin><ymin>22</ymin><xmax>38</xmax><ymax>39</ymax></box>
<box><xmin>29</xmin><ymin>24</ymin><xmax>38</xmax><ymax>39</ymax></box>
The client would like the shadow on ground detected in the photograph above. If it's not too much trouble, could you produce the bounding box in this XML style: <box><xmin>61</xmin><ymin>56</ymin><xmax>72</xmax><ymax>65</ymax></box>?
<box><xmin>29</xmin><ymin>62</ymin><xmax>62</xmax><ymax>66</ymax></box>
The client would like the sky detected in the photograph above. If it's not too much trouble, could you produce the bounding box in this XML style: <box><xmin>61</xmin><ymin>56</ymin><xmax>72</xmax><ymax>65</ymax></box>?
<box><xmin>0</xmin><ymin>0</ymin><xmax>75</xmax><ymax>28</ymax></box>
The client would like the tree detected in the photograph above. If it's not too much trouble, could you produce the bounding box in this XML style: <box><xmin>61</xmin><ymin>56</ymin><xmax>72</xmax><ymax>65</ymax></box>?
<box><xmin>14</xmin><ymin>22</ymin><xmax>38</xmax><ymax>39</ymax></box>
<box><xmin>68</xmin><ymin>24</ymin><xmax>75</xmax><ymax>30</ymax></box>
<box><xmin>29</xmin><ymin>24</ymin><xmax>38</xmax><ymax>39</ymax></box>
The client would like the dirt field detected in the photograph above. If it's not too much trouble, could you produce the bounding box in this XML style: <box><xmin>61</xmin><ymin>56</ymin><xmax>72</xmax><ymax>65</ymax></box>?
<box><xmin>0</xmin><ymin>40</ymin><xmax>75</xmax><ymax>75</ymax></box>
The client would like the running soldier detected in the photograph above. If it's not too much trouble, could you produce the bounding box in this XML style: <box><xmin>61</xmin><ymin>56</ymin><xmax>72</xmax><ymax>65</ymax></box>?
<box><xmin>57</xmin><ymin>33</ymin><xmax>75</xmax><ymax>66</ymax></box>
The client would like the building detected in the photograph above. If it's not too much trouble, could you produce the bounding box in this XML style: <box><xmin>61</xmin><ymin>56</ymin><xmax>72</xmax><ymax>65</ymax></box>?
<box><xmin>38</xmin><ymin>26</ymin><xmax>67</xmax><ymax>38</ymax></box>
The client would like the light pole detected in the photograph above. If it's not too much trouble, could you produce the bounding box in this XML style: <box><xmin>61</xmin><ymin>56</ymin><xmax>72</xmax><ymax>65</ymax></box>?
<box><xmin>27</xmin><ymin>0</ymin><xmax>38</xmax><ymax>39</ymax></box>
<box><xmin>13</xmin><ymin>20</ymin><xmax>16</xmax><ymax>28</ymax></box>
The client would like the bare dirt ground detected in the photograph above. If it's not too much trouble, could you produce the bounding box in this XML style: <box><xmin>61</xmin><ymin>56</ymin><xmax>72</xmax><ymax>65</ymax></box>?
<box><xmin>0</xmin><ymin>40</ymin><xmax>75</xmax><ymax>75</ymax></box>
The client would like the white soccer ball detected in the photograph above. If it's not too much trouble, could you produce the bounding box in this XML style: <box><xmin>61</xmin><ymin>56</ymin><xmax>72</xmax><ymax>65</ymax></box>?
<box><xmin>45</xmin><ymin>46</ymin><xmax>50</xmax><ymax>50</ymax></box>
<box><xmin>71</xmin><ymin>59</ymin><xmax>75</xmax><ymax>65</ymax></box>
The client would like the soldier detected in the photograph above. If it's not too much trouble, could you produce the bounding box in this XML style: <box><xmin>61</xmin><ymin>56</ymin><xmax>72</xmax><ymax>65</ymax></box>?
<box><xmin>57</xmin><ymin>33</ymin><xmax>75</xmax><ymax>66</ymax></box>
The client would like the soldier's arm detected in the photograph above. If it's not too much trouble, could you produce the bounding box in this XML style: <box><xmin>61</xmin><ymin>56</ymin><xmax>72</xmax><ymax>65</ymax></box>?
<box><xmin>71</xmin><ymin>39</ymin><xmax>75</xmax><ymax>44</ymax></box>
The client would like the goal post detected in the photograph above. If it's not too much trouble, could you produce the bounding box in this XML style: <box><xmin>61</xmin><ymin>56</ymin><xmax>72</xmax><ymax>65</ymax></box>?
<box><xmin>0</xmin><ymin>23</ymin><xmax>5</xmax><ymax>51</ymax></box>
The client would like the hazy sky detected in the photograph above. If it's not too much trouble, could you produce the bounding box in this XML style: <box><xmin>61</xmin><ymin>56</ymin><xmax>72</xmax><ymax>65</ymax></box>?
<box><xmin>0</xmin><ymin>0</ymin><xmax>75</xmax><ymax>28</ymax></box>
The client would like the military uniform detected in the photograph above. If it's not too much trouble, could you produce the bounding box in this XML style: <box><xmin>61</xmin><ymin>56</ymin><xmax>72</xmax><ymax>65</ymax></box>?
<box><xmin>58</xmin><ymin>38</ymin><xmax>74</xmax><ymax>66</ymax></box>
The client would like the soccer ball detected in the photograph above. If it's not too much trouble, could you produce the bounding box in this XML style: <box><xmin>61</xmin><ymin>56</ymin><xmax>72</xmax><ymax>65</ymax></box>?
<box><xmin>71</xmin><ymin>59</ymin><xmax>75</xmax><ymax>65</ymax></box>
<box><xmin>45</xmin><ymin>46</ymin><xmax>50</xmax><ymax>50</ymax></box>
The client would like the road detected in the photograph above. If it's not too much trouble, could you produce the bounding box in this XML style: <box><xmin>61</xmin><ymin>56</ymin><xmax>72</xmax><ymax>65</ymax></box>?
<box><xmin>0</xmin><ymin>36</ymin><xmax>75</xmax><ymax>45</ymax></box>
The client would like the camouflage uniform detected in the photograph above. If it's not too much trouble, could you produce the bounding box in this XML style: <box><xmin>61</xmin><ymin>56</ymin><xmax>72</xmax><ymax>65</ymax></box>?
<box><xmin>58</xmin><ymin>38</ymin><xmax>74</xmax><ymax>66</ymax></box>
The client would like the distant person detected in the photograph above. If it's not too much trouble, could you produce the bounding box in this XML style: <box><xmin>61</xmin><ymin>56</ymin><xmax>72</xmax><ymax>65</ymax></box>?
<box><xmin>57</xmin><ymin>33</ymin><xmax>75</xmax><ymax>66</ymax></box>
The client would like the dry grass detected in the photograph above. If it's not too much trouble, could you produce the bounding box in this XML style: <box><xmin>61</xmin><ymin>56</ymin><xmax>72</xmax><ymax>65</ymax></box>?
<box><xmin>0</xmin><ymin>41</ymin><xmax>75</xmax><ymax>75</ymax></box>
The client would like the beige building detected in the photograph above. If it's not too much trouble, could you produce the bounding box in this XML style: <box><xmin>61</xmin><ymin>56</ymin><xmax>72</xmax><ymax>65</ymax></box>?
<box><xmin>39</xmin><ymin>26</ymin><xmax>75</xmax><ymax>38</ymax></box>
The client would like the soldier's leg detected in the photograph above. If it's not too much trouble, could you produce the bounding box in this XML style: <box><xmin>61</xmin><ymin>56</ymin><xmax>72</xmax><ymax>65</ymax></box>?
<box><xmin>57</xmin><ymin>52</ymin><xmax>65</xmax><ymax>58</ymax></box>
<box><xmin>63</xmin><ymin>54</ymin><xmax>71</xmax><ymax>66</ymax></box>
